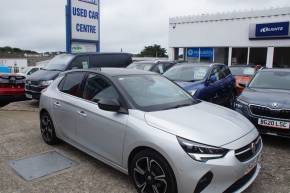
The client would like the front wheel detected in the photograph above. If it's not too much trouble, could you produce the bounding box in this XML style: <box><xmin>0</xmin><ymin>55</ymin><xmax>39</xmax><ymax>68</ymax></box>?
<box><xmin>130</xmin><ymin>150</ymin><xmax>177</xmax><ymax>193</ymax></box>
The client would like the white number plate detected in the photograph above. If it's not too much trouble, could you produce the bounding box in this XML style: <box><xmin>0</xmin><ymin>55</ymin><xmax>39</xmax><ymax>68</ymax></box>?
<box><xmin>25</xmin><ymin>93</ymin><xmax>32</xmax><ymax>99</ymax></box>
<box><xmin>258</xmin><ymin>118</ymin><xmax>290</xmax><ymax>130</ymax></box>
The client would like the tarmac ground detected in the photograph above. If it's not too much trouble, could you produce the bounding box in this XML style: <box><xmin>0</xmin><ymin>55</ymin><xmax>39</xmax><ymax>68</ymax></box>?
<box><xmin>0</xmin><ymin>101</ymin><xmax>290</xmax><ymax>193</ymax></box>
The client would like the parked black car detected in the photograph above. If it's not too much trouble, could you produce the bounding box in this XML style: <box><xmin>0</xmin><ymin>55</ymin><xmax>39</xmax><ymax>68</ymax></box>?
<box><xmin>164</xmin><ymin>63</ymin><xmax>236</xmax><ymax>107</ymax></box>
<box><xmin>127</xmin><ymin>60</ymin><xmax>175</xmax><ymax>74</ymax></box>
<box><xmin>25</xmin><ymin>52</ymin><xmax>132</xmax><ymax>100</ymax></box>
<box><xmin>234</xmin><ymin>68</ymin><xmax>290</xmax><ymax>137</ymax></box>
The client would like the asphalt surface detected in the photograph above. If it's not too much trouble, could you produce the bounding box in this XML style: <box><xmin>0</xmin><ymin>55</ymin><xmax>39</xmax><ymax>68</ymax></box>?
<box><xmin>0</xmin><ymin>101</ymin><xmax>290</xmax><ymax>193</ymax></box>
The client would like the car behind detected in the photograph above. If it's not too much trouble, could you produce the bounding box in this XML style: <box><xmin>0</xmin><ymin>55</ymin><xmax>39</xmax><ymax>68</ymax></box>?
<box><xmin>40</xmin><ymin>68</ymin><xmax>262</xmax><ymax>193</ymax></box>
<box><xmin>25</xmin><ymin>52</ymin><xmax>132</xmax><ymax>100</ymax></box>
<box><xmin>235</xmin><ymin>68</ymin><xmax>290</xmax><ymax>138</ymax></box>
<box><xmin>127</xmin><ymin>60</ymin><xmax>175</xmax><ymax>74</ymax></box>
<box><xmin>230</xmin><ymin>65</ymin><xmax>260</xmax><ymax>95</ymax></box>
<box><xmin>0</xmin><ymin>73</ymin><xmax>26</xmax><ymax>105</ymax></box>
<box><xmin>163</xmin><ymin>63</ymin><xmax>236</xmax><ymax>107</ymax></box>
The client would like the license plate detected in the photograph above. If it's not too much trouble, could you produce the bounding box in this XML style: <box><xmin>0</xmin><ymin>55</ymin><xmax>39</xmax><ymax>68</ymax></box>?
<box><xmin>25</xmin><ymin>93</ymin><xmax>32</xmax><ymax>99</ymax></box>
<box><xmin>258</xmin><ymin>118</ymin><xmax>290</xmax><ymax>129</ymax></box>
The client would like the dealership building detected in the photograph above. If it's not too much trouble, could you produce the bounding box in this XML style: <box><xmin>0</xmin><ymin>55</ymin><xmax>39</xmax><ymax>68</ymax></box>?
<box><xmin>169</xmin><ymin>7</ymin><xmax>290</xmax><ymax>68</ymax></box>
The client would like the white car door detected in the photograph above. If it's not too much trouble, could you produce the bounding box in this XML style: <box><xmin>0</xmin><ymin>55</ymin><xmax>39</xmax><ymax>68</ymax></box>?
<box><xmin>52</xmin><ymin>72</ymin><xmax>86</xmax><ymax>142</ymax></box>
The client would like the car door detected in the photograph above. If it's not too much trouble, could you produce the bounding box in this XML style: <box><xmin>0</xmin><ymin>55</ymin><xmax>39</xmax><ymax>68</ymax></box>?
<box><xmin>76</xmin><ymin>73</ymin><xmax>128</xmax><ymax>165</ymax></box>
<box><xmin>219</xmin><ymin>65</ymin><xmax>235</xmax><ymax>104</ymax></box>
<box><xmin>51</xmin><ymin>72</ymin><xmax>86</xmax><ymax>142</ymax></box>
<box><xmin>202</xmin><ymin>67</ymin><xmax>222</xmax><ymax>104</ymax></box>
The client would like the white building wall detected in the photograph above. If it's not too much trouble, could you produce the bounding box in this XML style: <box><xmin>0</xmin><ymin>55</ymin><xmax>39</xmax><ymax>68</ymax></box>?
<box><xmin>169</xmin><ymin>7</ymin><xmax>290</xmax><ymax>63</ymax></box>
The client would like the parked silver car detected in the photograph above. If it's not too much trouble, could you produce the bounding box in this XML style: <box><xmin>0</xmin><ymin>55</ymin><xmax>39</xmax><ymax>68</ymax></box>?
<box><xmin>39</xmin><ymin>68</ymin><xmax>262</xmax><ymax>193</ymax></box>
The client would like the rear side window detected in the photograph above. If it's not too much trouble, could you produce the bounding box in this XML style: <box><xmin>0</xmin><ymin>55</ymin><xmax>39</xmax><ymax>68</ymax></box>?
<box><xmin>61</xmin><ymin>72</ymin><xmax>86</xmax><ymax>97</ymax></box>
<box><xmin>82</xmin><ymin>73</ymin><xmax>119</xmax><ymax>103</ymax></box>
<box><xmin>68</xmin><ymin>56</ymin><xmax>89</xmax><ymax>70</ymax></box>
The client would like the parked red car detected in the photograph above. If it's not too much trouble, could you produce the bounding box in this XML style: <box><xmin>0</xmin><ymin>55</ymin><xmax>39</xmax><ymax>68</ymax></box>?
<box><xmin>229</xmin><ymin>65</ymin><xmax>261</xmax><ymax>95</ymax></box>
<box><xmin>0</xmin><ymin>73</ymin><xmax>26</xmax><ymax>106</ymax></box>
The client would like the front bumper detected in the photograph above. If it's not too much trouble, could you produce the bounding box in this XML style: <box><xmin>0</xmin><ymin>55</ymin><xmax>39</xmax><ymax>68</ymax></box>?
<box><xmin>25</xmin><ymin>84</ymin><xmax>46</xmax><ymax>100</ymax></box>
<box><xmin>235</xmin><ymin>105</ymin><xmax>290</xmax><ymax>138</ymax></box>
<box><xmin>170</xmin><ymin>130</ymin><xmax>262</xmax><ymax>193</ymax></box>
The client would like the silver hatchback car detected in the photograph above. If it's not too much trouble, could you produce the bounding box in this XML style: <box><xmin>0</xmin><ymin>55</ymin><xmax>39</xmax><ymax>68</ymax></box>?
<box><xmin>39</xmin><ymin>68</ymin><xmax>262</xmax><ymax>193</ymax></box>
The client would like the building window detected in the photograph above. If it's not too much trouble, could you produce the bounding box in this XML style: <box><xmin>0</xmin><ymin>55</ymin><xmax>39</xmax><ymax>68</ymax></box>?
<box><xmin>214</xmin><ymin>48</ymin><xmax>229</xmax><ymax>65</ymax></box>
<box><xmin>232</xmin><ymin>48</ymin><xmax>248</xmax><ymax>65</ymax></box>
<box><xmin>273</xmin><ymin>47</ymin><xmax>290</xmax><ymax>68</ymax></box>
<box><xmin>249</xmin><ymin>48</ymin><xmax>267</xmax><ymax>67</ymax></box>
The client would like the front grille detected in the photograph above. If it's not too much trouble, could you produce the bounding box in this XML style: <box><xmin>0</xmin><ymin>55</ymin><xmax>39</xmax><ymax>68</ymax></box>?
<box><xmin>235</xmin><ymin>137</ymin><xmax>262</xmax><ymax>162</ymax></box>
<box><xmin>25</xmin><ymin>85</ymin><xmax>43</xmax><ymax>92</ymax></box>
<box><xmin>223</xmin><ymin>166</ymin><xmax>257</xmax><ymax>193</ymax></box>
<box><xmin>250</xmin><ymin>105</ymin><xmax>290</xmax><ymax>120</ymax></box>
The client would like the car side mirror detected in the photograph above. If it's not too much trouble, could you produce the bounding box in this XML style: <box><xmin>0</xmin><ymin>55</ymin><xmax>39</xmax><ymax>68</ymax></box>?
<box><xmin>238</xmin><ymin>82</ymin><xmax>247</xmax><ymax>88</ymax></box>
<box><xmin>207</xmin><ymin>75</ymin><xmax>217</xmax><ymax>84</ymax></box>
<box><xmin>98</xmin><ymin>99</ymin><xmax>121</xmax><ymax>112</ymax></box>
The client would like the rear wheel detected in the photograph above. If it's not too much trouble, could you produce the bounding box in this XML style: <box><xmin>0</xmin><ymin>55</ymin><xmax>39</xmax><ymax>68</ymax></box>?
<box><xmin>40</xmin><ymin>111</ymin><xmax>59</xmax><ymax>145</ymax></box>
<box><xmin>130</xmin><ymin>150</ymin><xmax>177</xmax><ymax>193</ymax></box>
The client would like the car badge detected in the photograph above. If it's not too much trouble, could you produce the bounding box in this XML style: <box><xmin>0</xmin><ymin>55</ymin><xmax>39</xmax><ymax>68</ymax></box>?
<box><xmin>272</xmin><ymin>103</ymin><xmax>279</xmax><ymax>108</ymax></box>
<box><xmin>251</xmin><ymin>142</ymin><xmax>256</xmax><ymax>154</ymax></box>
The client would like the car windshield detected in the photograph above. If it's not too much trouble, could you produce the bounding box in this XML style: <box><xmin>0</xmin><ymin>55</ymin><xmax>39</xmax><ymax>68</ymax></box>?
<box><xmin>117</xmin><ymin>75</ymin><xmax>197</xmax><ymax>111</ymax></box>
<box><xmin>230</xmin><ymin>67</ymin><xmax>256</xmax><ymax>76</ymax></box>
<box><xmin>127</xmin><ymin>63</ymin><xmax>154</xmax><ymax>71</ymax></box>
<box><xmin>44</xmin><ymin>54</ymin><xmax>74</xmax><ymax>71</ymax></box>
<box><xmin>249</xmin><ymin>71</ymin><xmax>290</xmax><ymax>90</ymax></box>
<box><xmin>164</xmin><ymin>65</ymin><xmax>209</xmax><ymax>82</ymax></box>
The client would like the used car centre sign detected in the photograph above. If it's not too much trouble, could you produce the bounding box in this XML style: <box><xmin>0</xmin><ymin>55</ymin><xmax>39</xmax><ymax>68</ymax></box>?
<box><xmin>66</xmin><ymin>0</ymin><xmax>100</xmax><ymax>53</ymax></box>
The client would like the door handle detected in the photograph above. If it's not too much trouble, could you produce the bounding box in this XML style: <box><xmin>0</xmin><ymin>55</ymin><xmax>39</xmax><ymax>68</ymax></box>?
<box><xmin>78</xmin><ymin>111</ymin><xmax>87</xmax><ymax>117</ymax></box>
<box><xmin>54</xmin><ymin>101</ymin><xmax>61</xmax><ymax>107</ymax></box>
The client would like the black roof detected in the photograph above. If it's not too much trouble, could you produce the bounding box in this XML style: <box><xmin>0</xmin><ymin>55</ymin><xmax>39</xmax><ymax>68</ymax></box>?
<box><xmin>65</xmin><ymin>68</ymin><xmax>157</xmax><ymax>77</ymax></box>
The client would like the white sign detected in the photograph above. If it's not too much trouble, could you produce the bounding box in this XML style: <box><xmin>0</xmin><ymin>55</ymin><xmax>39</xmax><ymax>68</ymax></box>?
<box><xmin>71</xmin><ymin>0</ymin><xmax>99</xmax><ymax>41</ymax></box>
<box><xmin>71</xmin><ymin>42</ymin><xmax>97</xmax><ymax>53</ymax></box>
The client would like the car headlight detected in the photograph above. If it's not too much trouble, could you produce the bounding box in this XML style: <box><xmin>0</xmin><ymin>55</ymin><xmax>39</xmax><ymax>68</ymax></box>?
<box><xmin>190</xmin><ymin>89</ymin><xmax>197</xmax><ymax>96</ymax></box>
<box><xmin>234</xmin><ymin>98</ymin><xmax>248</xmax><ymax>109</ymax></box>
<box><xmin>41</xmin><ymin>80</ymin><xmax>53</xmax><ymax>86</ymax></box>
<box><xmin>177</xmin><ymin>137</ymin><xmax>228</xmax><ymax>162</ymax></box>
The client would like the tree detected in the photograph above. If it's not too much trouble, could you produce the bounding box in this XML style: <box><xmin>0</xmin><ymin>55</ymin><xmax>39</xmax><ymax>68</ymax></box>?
<box><xmin>138</xmin><ymin>44</ymin><xmax>167</xmax><ymax>57</ymax></box>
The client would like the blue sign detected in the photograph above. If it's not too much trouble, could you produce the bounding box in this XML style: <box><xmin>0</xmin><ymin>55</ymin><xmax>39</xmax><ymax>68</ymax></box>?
<box><xmin>255</xmin><ymin>22</ymin><xmax>289</xmax><ymax>37</ymax></box>
<box><xmin>200</xmin><ymin>48</ymin><xmax>213</xmax><ymax>58</ymax></box>
<box><xmin>0</xmin><ymin>66</ymin><xmax>10</xmax><ymax>73</ymax></box>
<box><xmin>187</xmin><ymin>48</ymin><xmax>199</xmax><ymax>58</ymax></box>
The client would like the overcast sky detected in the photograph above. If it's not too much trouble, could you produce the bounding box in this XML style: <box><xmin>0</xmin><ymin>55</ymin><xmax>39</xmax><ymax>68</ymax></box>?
<box><xmin>0</xmin><ymin>0</ymin><xmax>289</xmax><ymax>54</ymax></box>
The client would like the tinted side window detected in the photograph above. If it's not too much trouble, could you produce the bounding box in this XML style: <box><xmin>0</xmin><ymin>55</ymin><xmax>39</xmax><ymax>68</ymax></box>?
<box><xmin>209</xmin><ymin>68</ymin><xmax>219</xmax><ymax>82</ymax></box>
<box><xmin>68</xmin><ymin>56</ymin><xmax>89</xmax><ymax>70</ymax></box>
<box><xmin>220</xmin><ymin>66</ymin><xmax>231</xmax><ymax>78</ymax></box>
<box><xmin>82</xmin><ymin>73</ymin><xmax>119</xmax><ymax>103</ymax></box>
<box><xmin>61</xmin><ymin>72</ymin><xmax>86</xmax><ymax>97</ymax></box>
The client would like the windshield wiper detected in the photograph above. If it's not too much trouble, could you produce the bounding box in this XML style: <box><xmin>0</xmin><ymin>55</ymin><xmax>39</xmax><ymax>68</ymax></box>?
<box><xmin>165</xmin><ymin>103</ymin><xmax>193</xmax><ymax>110</ymax></box>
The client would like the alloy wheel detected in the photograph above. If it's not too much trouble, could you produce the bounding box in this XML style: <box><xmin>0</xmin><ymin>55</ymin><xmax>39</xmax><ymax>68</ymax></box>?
<box><xmin>133</xmin><ymin>157</ymin><xmax>168</xmax><ymax>193</ymax></box>
<box><xmin>40</xmin><ymin>114</ymin><xmax>54</xmax><ymax>142</ymax></box>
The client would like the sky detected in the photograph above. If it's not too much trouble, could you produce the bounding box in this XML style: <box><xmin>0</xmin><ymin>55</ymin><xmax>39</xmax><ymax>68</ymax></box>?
<box><xmin>0</xmin><ymin>0</ymin><xmax>289</xmax><ymax>54</ymax></box>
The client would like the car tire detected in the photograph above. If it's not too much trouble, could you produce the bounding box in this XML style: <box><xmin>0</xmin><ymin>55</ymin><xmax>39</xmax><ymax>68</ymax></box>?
<box><xmin>130</xmin><ymin>150</ymin><xmax>177</xmax><ymax>193</ymax></box>
<box><xmin>0</xmin><ymin>102</ymin><xmax>9</xmax><ymax>107</ymax></box>
<box><xmin>40</xmin><ymin>111</ymin><xmax>60</xmax><ymax>145</ymax></box>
